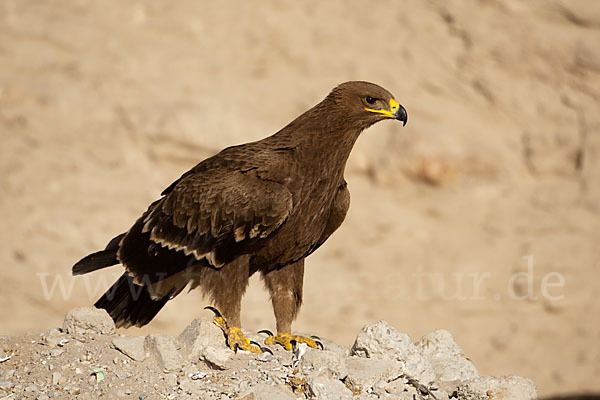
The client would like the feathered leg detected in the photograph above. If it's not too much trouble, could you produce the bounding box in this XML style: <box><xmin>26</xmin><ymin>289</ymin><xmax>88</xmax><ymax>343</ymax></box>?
<box><xmin>262</xmin><ymin>260</ymin><xmax>322</xmax><ymax>350</ymax></box>
<box><xmin>196</xmin><ymin>255</ymin><xmax>262</xmax><ymax>353</ymax></box>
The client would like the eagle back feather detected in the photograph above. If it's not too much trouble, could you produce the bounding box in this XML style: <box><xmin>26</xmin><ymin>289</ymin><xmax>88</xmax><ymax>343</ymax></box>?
<box><xmin>123</xmin><ymin>167</ymin><xmax>292</xmax><ymax>276</ymax></box>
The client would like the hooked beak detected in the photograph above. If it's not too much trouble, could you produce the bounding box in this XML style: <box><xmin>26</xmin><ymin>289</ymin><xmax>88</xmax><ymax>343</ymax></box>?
<box><xmin>392</xmin><ymin>99</ymin><xmax>408</xmax><ymax>126</ymax></box>
<box><xmin>365</xmin><ymin>98</ymin><xmax>408</xmax><ymax>126</ymax></box>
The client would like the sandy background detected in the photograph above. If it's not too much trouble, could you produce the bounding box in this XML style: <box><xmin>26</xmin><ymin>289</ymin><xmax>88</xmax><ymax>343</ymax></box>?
<box><xmin>1</xmin><ymin>0</ymin><xmax>599</xmax><ymax>397</ymax></box>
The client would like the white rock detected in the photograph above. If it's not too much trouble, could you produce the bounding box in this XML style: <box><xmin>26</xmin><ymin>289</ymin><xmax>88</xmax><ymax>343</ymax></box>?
<box><xmin>201</xmin><ymin>346</ymin><xmax>231</xmax><ymax>370</ymax></box>
<box><xmin>350</xmin><ymin>320</ymin><xmax>435</xmax><ymax>384</ymax></box>
<box><xmin>344</xmin><ymin>356</ymin><xmax>400</xmax><ymax>394</ymax></box>
<box><xmin>51</xmin><ymin>372</ymin><xmax>61</xmax><ymax>385</ymax></box>
<box><xmin>40</xmin><ymin>328</ymin><xmax>65</xmax><ymax>347</ymax></box>
<box><xmin>241</xmin><ymin>383</ymin><xmax>296</xmax><ymax>400</ymax></box>
<box><xmin>63</xmin><ymin>308</ymin><xmax>115</xmax><ymax>335</ymax></box>
<box><xmin>112</xmin><ymin>335</ymin><xmax>146</xmax><ymax>361</ymax></box>
<box><xmin>49</xmin><ymin>349</ymin><xmax>63</xmax><ymax>357</ymax></box>
<box><xmin>457</xmin><ymin>375</ymin><xmax>538</xmax><ymax>400</ymax></box>
<box><xmin>179</xmin><ymin>378</ymin><xmax>204</xmax><ymax>396</ymax></box>
<box><xmin>178</xmin><ymin>318</ymin><xmax>226</xmax><ymax>361</ymax></box>
<box><xmin>418</xmin><ymin>329</ymin><xmax>478</xmax><ymax>382</ymax></box>
<box><xmin>301</xmin><ymin>349</ymin><xmax>347</xmax><ymax>379</ymax></box>
<box><xmin>256</xmin><ymin>352</ymin><xmax>273</xmax><ymax>362</ymax></box>
<box><xmin>144</xmin><ymin>334</ymin><xmax>183</xmax><ymax>372</ymax></box>
<box><xmin>307</xmin><ymin>375</ymin><xmax>353</xmax><ymax>400</ymax></box>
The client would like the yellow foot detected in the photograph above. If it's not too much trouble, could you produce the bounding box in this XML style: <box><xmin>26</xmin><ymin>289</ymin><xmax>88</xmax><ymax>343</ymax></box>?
<box><xmin>225</xmin><ymin>326</ymin><xmax>263</xmax><ymax>354</ymax></box>
<box><xmin>262</xmin><ymin>332</ymin><xmax>323</xmax><ymax>351</ymax></box>
<box><xmin>205</xmin><ymin>306</ymin><xmax>266</xmax><ymax>354</ymax></box>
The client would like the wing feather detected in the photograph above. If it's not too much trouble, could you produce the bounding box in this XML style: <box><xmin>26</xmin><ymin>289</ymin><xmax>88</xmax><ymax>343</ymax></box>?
<box><xmin>140</xmin><ymin>169</ymin><xmax>292</xmax><ymax>268</ymax></box>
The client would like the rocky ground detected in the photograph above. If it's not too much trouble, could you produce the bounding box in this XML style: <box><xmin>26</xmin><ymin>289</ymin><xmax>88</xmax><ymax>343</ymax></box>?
<box><xmin>0</xmin><ymin>308</ymin><xmax>537</xmax><ymax>400</ymax></box>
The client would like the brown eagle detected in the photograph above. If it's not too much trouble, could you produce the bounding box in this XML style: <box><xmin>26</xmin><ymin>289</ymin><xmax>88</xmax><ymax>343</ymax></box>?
<box><xmin>73</xmin><ymin>81</ymin><xmax>407</xmax><ymax>352</ymax></box>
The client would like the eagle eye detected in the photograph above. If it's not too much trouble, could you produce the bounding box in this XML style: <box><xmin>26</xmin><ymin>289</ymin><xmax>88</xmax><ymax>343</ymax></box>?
<box><xmin>365</xmin><ymin>96</ymin><xmax>377</xmax><ymax>105</ymax></box>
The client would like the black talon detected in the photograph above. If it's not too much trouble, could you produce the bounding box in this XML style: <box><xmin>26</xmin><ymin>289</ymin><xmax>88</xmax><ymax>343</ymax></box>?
<box><xmin>259</xmin><ymin>345</ymin><xmax>273</xmax><ymax>355</ymax></box>
<box><xmin>233</xmin><ymin>342</ymin><xmax>241</xmax><ymax>353</ymax></box>
<box><xmin>258</xmin><ymin>329</ymin><xmax>274</xmax><ymax>337</ymax></box>
<box><xmin>308</xmin><ymin>335</ymin><xmax>324</xmax><ymax>349</ymax></box>
<box><xmin>204</xmin><ymin>306</ymin><xmax>223</xmax><ymax>319</ymax></box>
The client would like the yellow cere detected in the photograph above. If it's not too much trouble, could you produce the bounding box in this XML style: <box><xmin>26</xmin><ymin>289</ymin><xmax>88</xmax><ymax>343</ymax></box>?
<box><xmin>365</xmin><ymin>98</ymin><xmax>400</xmax><ymax>118</ymax></box>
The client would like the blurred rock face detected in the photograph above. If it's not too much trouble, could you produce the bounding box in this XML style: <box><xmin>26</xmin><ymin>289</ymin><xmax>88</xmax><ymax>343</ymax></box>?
<box><xmin>0</xmin><ymin>1</ymin><xmax>598</xmax><ymax>397</ymax></box>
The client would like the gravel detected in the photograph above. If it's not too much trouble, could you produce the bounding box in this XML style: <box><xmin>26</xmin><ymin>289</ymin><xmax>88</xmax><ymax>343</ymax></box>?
<box><xmin>0</xmin><ymin>307</ymin><xmax>538</xmax><ymax>399</ymax></box>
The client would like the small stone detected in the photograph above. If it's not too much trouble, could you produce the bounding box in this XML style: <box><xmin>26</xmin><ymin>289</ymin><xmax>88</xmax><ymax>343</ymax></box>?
<box><xmin>256</xmin><ymin>352</ymin><xmax>273</xmax><ymax>362</ymax></box>
<box><xmin>52</xmin><ymin>372</ymin><xmax>62</xmax><ymax>385</ymax></box>
<box><xmin>92</xmin><ymin>368</ymin><xmax>105</xmax><ymax>382</ymax></box>
<box><xmin>37</xmin><ymin>394</ymin><xmax>50</xmax><ymax>400</ymax></box>
<box><xmin>139</xmin><ymin>395</ymin><xmax>147</xmax><ymax>400</ymax></box>
<box><xmin>418</xmin><ymin>329</ymin><xmax>478</xmax><ymax>382</ymax></box>
<box><xmin>40</xmin><ymin>328</ymin><xmax>64</xmax><ymax>347</ymax></box>
<box><xmin>189</xmin><ymin>371</ymin><xmax>208</xmax><ymax>380</ymax></box>
<box><xmin>179</xmin><ymin>378</ymin><xmax>204</xmax><ymax>395</ymax></box>
<box><xmin>0</xmin><ymin>381</ymin><xmax>14</xmax><ymax>390</ymax></box>
<box><xmin>307</xmin><ymin>375</ymin><xmax>353</xmax><ymax>400</ymax></box>
<box><xmin>457</xmin><ymin>375</ymin><xmax>537</xmax><ymax>400</ymax></box>
<box><xmin>200</xmin><ymin>346</ymin><xmax>231</xmax><ymax>370</ymax></box>
<box><xmin>344</xmin><ymin>357</ymin><xmax>400</xmax><ymax>394</ymax></box>
<box><xmin>301</xmin><ymin>349</ymin><xmax>347</xmax><ymax>379</ymax></box>
<box><xmin>50</xmin><ymin>349</ymin><xmax>64</xmax><ymax>358</ymax></box>
<box><xmin>63</xmin><ymin>308</ymin><xmax>116</xmax><ymax>335</ymax></box>
<box><xmin>24</xmin><ymin>385</ymin><xmax>38</xmax><ymax>392</ymax></box>
<box><xmin>178</xmin><ymin>318</ymin><xmax>226</xmax><ymax>360</ymax></box>
<box><xmin>144</xmin><ymin>334</ymin><xmax>183</xmax><ymax>372</ymax></box>
<box><xmin>112</xmin><ymin>336</ymin><xmax>146</xmax><ymax>361</ymax></box>
<box><xmin>241</xmin><ymin>383</ymin><xmax>296</xmax><ymax>400</ymax></box>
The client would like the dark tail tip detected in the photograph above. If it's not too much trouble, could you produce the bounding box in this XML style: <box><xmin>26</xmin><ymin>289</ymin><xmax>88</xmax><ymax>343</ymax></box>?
<box><xmin>72</xmin><ymin>249</ymin><xmax>119</xmax><ymax>275</ymax></box>
<box><xmin>72</xmin><ymin>233</ymin><xmax>125</xmax><ymax>275</ymax></box>
<box><xmin>95</xmin><ymin>273</ymin><xmax>170</xmax><ymax>328</ymax></box>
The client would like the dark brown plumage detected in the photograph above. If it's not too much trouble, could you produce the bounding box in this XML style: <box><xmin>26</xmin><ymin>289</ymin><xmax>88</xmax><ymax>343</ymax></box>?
<box><xmin>73</xmin><ymin>81</ymin><xmax>407</xmax><ymax>351</ymax></box>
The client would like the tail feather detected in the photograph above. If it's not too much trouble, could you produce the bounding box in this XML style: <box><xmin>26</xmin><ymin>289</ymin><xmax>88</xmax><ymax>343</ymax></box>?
<box><xmin>73</xmin><ymin>249</ymin><xmax>118</xmax><ymax>275</ymax></box>
<box><xmin>95</xmin><ymin>273</ymin><xmax>171</xmax><ymax>328</ymax></box>
<box><xmin>72</xmin><ymin>233</ymin><xmax>125</xmax><ymax>275</ymax></box>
